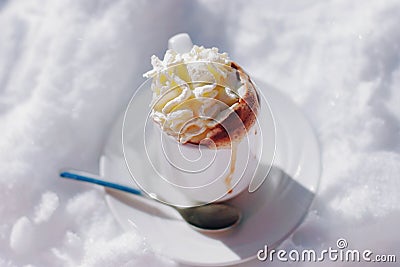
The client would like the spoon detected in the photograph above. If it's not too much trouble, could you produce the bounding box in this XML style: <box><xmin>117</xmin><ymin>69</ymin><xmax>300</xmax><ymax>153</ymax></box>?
<box><xmin>59</xmin><ymin>169</ymin><xmax>241</xmax><ymax>231</ymax></box>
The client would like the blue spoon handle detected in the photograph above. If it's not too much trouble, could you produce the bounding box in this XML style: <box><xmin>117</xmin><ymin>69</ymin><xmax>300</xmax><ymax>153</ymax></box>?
<box><xmin>59</xmin><ymin>170</ymin><xmax>142</xmax><ymax>196</ymax></box>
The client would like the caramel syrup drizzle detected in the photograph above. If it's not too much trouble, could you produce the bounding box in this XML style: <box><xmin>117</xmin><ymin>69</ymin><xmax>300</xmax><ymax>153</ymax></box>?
<box><xmin>224</xmin><ymin>141</ymin><xmax>238</xmax><ymax>194</ymax></box>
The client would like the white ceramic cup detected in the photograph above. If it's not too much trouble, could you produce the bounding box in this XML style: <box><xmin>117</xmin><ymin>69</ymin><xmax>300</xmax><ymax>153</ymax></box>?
<box><xmin>156</xmin><ymin>125</ymin><xmax>260</xmax><ymax>203</ymax></box>
<box><xmin>151</xmin><ymin>33</ymin><xmax>261</xmax><ymax>204</ymax></box>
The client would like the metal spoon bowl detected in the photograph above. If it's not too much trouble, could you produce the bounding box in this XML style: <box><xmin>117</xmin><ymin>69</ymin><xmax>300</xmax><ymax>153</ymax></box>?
<box><xmin>175</xmin><ymin>202</ymin><xmax>241</xmax><ymax>232</ymax></box>
<box><xmin>59</xmin><ymin>169</ymin><xmax>241</xmax><ymax>231</ymax></box>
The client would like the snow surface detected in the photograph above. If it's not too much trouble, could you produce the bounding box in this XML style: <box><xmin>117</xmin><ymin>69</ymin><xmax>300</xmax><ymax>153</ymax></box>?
<box><xmin>1</xmin><ymin>0</ymin><xmax>399</xmax><ymax>266</ymax></box>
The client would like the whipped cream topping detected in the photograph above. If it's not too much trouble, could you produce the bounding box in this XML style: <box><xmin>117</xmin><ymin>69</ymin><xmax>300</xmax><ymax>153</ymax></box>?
<box><xmin>144</xmin><ymin>45</ymin><xmax>245</xmax><ymax>144</ymax></box>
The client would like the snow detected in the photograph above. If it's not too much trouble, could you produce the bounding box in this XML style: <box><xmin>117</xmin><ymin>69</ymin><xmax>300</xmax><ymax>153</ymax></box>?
<box><xmin>33</xmin><ymin>192</ymin><xmax>59</xmax><ymax>224</ymax></box>
<box><xmin>9</xmin><ymin>217</ymin><xmax>35</xmax><ymax>255</ymax></box>
<box><xmin>0</xmin><ymin>0</ymin><xmax>399</xmax><ymax>266</ymax></box>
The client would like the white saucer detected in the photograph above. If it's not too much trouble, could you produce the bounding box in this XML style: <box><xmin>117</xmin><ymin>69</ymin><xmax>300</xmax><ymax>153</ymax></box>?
<box><xmin>99</xmin><ymin>80</ymin><xmax>321</xmax><ymax>266</ymax></box>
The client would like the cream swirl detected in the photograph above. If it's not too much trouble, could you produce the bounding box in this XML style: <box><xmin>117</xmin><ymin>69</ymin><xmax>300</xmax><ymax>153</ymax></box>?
<box><xmin>144</xmin><ymin>45</ymin><xmax>245</xmax><ymax>144</ymax></box>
